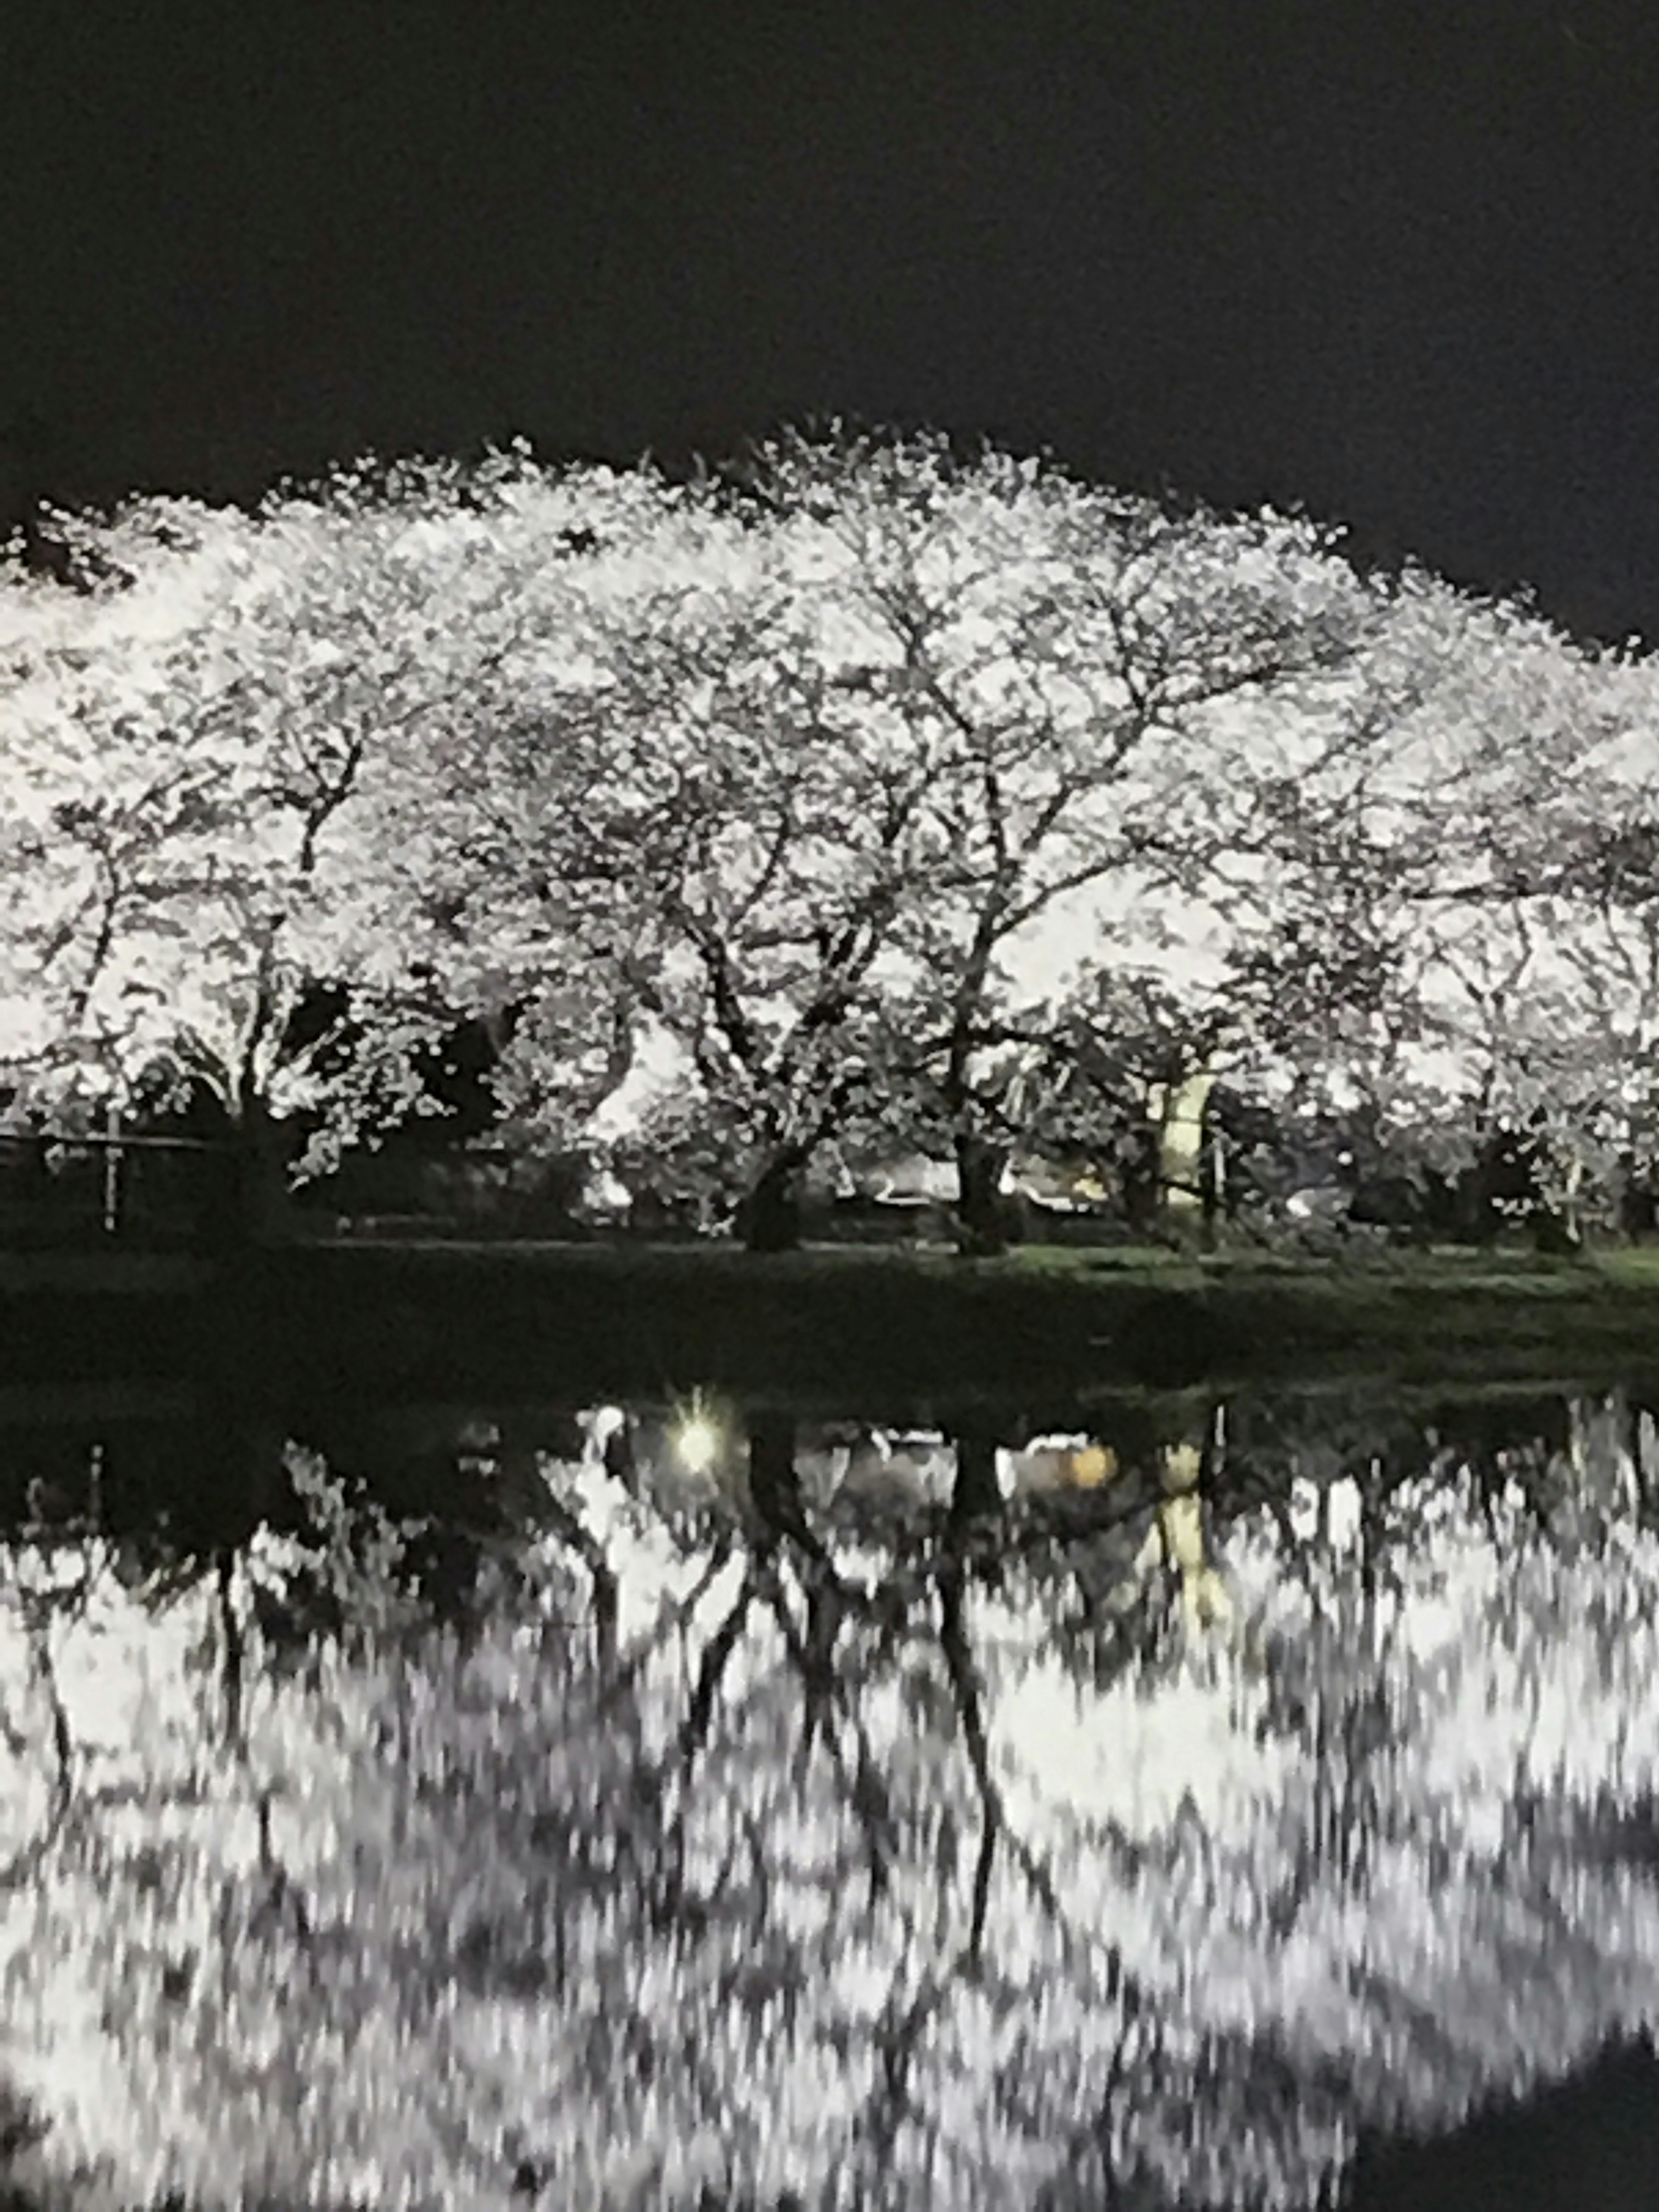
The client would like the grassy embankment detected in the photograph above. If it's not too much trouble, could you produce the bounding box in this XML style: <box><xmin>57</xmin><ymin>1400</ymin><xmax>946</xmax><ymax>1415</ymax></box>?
<box><xmin>9</xmin><ymin>1237</ymin><xmax>1659</xmax><ymax>1394</ymax></box>
<box><xmin>224</xmin><ymin>1236</ymin><xmax>1659</xmax><ymax>1397</ymax></box>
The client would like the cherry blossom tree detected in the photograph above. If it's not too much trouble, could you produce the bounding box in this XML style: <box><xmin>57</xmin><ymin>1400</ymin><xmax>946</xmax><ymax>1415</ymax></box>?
<box><xmin>397</xmin><ymin>428</ymin><xmax>1395</xmax><ymax>1249</ymax></box>
<box><xmin>483</xmin><ymin>505</ymin><xmax>944</xmax><ymax>1247</ymax></box>
<box><xmin>1217</xmin><ymin>576</ymin><xmax>1640</xmax><ymax>1242</ymax></box>
<box><xmin>705</xmin><ymin>429</ymin><xmax>1381</xmax><ymax>1252</ymax></box>
<box><xmin>0</xmin><ymin>451</ymin><xmax>664</xmax><ymax>1234</ymax></box>
<box><xmin>7</xmin><ymin>428</ymin><xmax>1653</xmax><ymax>1260</ymax></box>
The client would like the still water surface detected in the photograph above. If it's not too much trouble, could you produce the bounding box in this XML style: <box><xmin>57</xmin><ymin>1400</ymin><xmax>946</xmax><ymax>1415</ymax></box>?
<box><xmin>2</xmin><ymin>1379</ymin><xmax>1659</xmax><ymax>2209</ymax></box>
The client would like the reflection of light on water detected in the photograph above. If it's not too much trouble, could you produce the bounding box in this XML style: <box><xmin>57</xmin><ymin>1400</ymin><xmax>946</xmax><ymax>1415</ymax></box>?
<box><xmin>0</xmin><ymin>1556</ymin><xmax>234</xmax><ymax>2183</ymax></box>
<box><xmin>988</xmin><ymin>1638</ymin><xmax>1292</xmax><ymax>1840</ymax></box>
<box><xmin>1071</xmin><ymin>1443</ymin><xmax>1115</xmax><ymax>1487</ymax></box>
<box><xmin>559</xmin><ymin>1447</ymin><xmax>750</xmax><ymax>1647</ymax></box>
<box><xmin>0</xmin><ymin>1542</ymin><xmax>210</xmax><ymax>1764</ymax></box>
<box><xmin>999</xmin><ymin>1433</ymin><xmax>1119</xmax><ymax>1498</ymax></box>
<box><xmin>584</xmin><ymin>1404</ymin><xmax>627</xmax><ymax>1451</ymax></box>
<box><xmin>14</xmin><ymin>1398</ymin><xmax>1659</xmax><ymax>2202</ymax></box>
<box><xmin>1163</xmin><ymin>1441</ymin><xmax>1202</xmax><ymax>1492</ymax></box>
<box><xmin>838</xmin><ymin>1430</ymin><xmax>955</xmax><ymax>1503</ymax></box>
<box><xmin>1284</xmin><ymin>1475</ymin><xmax>1365</xmax><ymax>1551</ymax></box>
<box><xmin>1328</xmin><ymin>1475</ymin><xmax>1363</xmax><ymax>1551</ymax></box>
<box><xmin>674</xmin><ymin>1413</ymin><xmax>722</xmax><ymax>1478</ymax></box>
<box><xmin>666</xmin><ymin>1389</ymin><xmax>732</xmax><ymax>1482</ymax></box>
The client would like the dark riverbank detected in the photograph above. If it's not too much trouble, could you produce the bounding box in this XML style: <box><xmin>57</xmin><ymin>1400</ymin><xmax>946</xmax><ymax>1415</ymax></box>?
<box><xmin>264</xmin><ymin>1240</ymin><xmax>1659</xmax><ymax>1397</ymax></box>
<box><xmin>1342</xmin><ymin>2033</ymin><xmax>1659</xmax><ymax>2209</ymax></box>
<box><xmin>10</xmin><ymin>1238</ymin><xmax>1659</xmax><ymax>1396</ymax></box>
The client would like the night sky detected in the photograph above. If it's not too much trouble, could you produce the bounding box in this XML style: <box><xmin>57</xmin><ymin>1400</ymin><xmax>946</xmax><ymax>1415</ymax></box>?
<box><xmin>4</xmin><ymin>2</ymin><xmax>1659</xmax><ymax>642</ymax></box>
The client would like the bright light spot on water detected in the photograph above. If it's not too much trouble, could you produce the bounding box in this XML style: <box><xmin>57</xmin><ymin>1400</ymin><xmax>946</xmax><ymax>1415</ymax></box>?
<box><xmin>1071</xmin><ymin>1443</ymin><xmax>1114</xmax><ymax>1487</ymax></box>
<box><xmin>674</xmin><ymin>1414</ymin><xmax>722</xmax><ymax>1476</ymax></box>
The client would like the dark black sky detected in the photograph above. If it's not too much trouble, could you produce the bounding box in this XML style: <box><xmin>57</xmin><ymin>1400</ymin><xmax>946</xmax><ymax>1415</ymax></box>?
<box><xmin>3</xmin><ymin>1</ymin><xmax>1659</xmax><ymax>641</ymax></box>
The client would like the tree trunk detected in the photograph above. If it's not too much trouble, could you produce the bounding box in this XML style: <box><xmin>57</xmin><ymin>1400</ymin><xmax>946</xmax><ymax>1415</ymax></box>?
<box><xmin>1152</xmin><ymin>1072</ymin><xmax>1216</xmax><ymax>1243</ymax></box>
<box><xmin>1202</xmin><ymin>1110</ymin><xmax>1227</xmax><ymax>1246</ymax></box>
<box><xmin>1122</xmin><ymin>1115</ymin><xmax>1162</xmax><ymax>1234</ymax></box>
<box><xmin>1618</xmin><ymin>1152</ymin><xmax>1659</xmax><ymax>1242</ymax></box>
<box><xmin>202</xmin><ymin>1096</ymin><xmax>292</xmax><ymax>1253</ymax></box>
<box><xmin>739</xmin><ymin>1150</ymin><xmax>806</xmax><ymax>1253</ymax></box>
<box><xmin>952</xmin><ymin>1131</ymin><xmax>1014</xmax><ymax>1257</ymax></box>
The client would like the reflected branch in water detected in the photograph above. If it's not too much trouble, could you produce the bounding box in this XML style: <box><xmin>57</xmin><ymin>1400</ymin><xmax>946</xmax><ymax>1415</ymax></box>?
<box><xmin>661</xmin><ymin>1526</ymin><xmax>739</xmax><ymax>1628</ymax></box>
<box><xmin>862</xmin><ymin>1965</ymin><xmax>955</xmax><ymax>2186</ymax></box>
<box><xmin>0</xmin><ymin>1558</ymin><xmax>78</xmax><ymax>1897</ymax></box>
<box><xmin>744</xmin><ymin>1409</ymin><xmax>906</xmax><ymax>1868</ymax></box>
<box><xmin>948</xmin><ymin>1415</ymin><xmax>1003</xmax><ymax>1524</ymax></box>
<box><xmin>753</xmin><ymin>1548</ymin><xmax>897</xmax><ymax>1907</ymax></box>
<box><xmin>215</xmin><ymin>1545</ymin><xmax>245</xmax><ymax>1758</ymax></box>
<box><xmin>10</xmin><ymin>1383</ymin><xmax>1659</xmax><ymax>2205</ymax></box>
<box><xmin>937</xmin><ymin>1556</ymin><xmax>1060</xmax><ymax>1967</ymax></box>
<box><xmin>673</xmin><ymin>1570</ymin><xmax>759</xmax><ymax>1771</ymax></box>
<box><xmin>746</xmin><ymin>1408</ymin><xmax>855</xmax><ymax>1598</ymax></box>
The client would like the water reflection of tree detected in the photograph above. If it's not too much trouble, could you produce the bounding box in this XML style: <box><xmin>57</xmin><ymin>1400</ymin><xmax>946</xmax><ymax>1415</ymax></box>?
<box><xmin>1202</xmin><ymin>1390</ymin><xmax>1659</xmax><ymax>2120</ymax></box>
<box><xmin>541</xmin><ymin>1399</ymin><xmax>1340</xmax><ymax>2205</ymax></box>
<box><xmin>7</xmin><ymin>1392</ymin><xmax>1659</xmax><ymax>2205</ymax></box>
